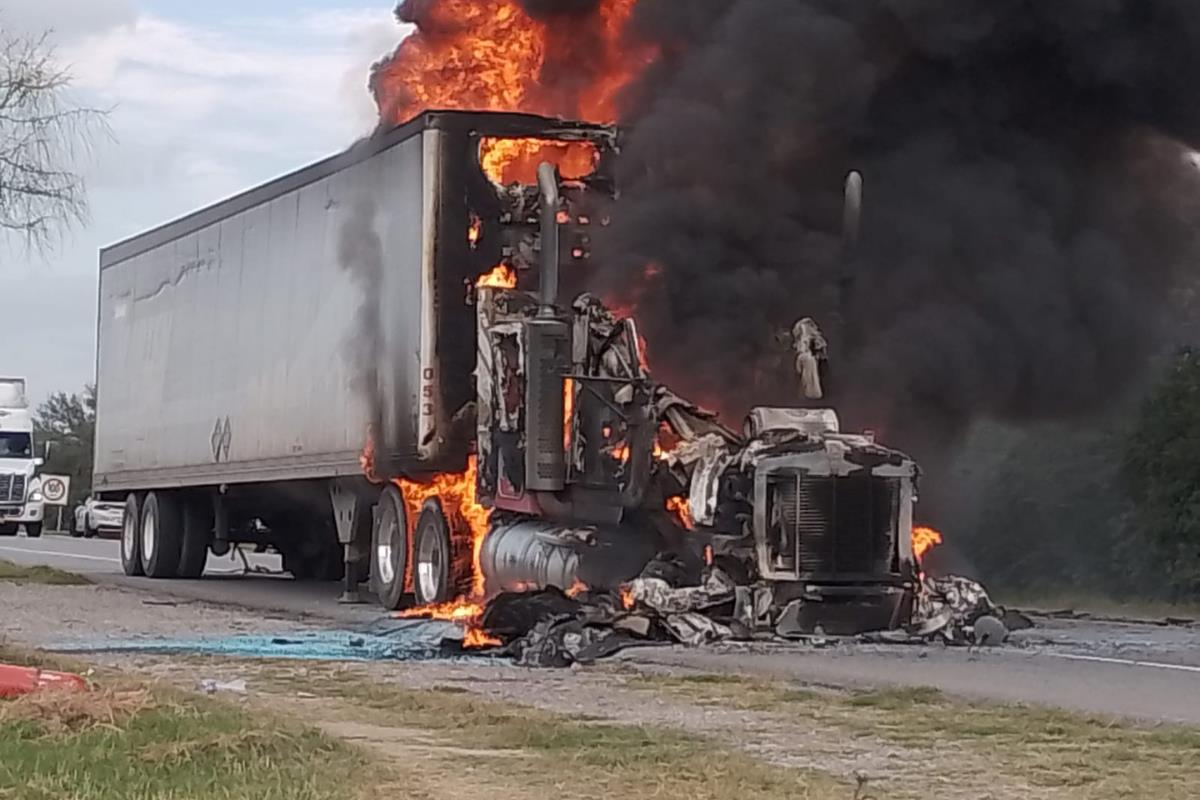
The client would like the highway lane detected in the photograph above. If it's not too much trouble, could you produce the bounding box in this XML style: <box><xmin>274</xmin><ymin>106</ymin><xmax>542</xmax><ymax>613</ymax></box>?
<box><xmin>5</xmin><ymin>532</ymin><xmax>1200</xmax><ymax>723</ymax></box>
<box><xmin>0</xmin><ymin>532</ymin><xmax>380</xmax><ymax>624</ymax></box>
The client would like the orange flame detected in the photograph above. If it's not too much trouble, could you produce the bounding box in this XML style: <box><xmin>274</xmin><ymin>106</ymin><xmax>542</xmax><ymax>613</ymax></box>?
<box><xmin>479</xmin><ymin>137</ymin><xmax>597</xmax><ymax>185</ymax></box>
<box><xmin>395</xmin><ymin>455</ymin><xmax>491</xmax><ymax>600</ymax></box>
<box><xmin>619</xmin><ymin>585</ymin><xmax>635</xmax><ymax>610</ymax></box>
<box><xmin>397</xmin><ymin>599</ymin><xmax>501</xmax><ymax>650</ymax></box>
<box><xmin>392</xmin><ymin>456</ymin><xmax>498</xmax><ymax>648</ymax></box>
<box><xmin>468</xmin><ymin>214</ymin><xmax>482</xmax><ymax>248</ymax></box>
<box><xmin>476</xmin><ymin>263</ymin><xmax>518</xmax><ymax>289</ymax></box>
<box><xmin>372</xmin><ymin>0</ymin><xmax>649</xmax><ymax>127</ymax></box>
<box><xmin>667</xmin><ymin>496</ymin><xmax>694</xmax><ymax>530</ymax></box>
<box><xmin>397</xmin><ymin>600</ymin><xmax>484</xmax><ymax>622</ymax></box>
<box><xmin>912</xmin><ymin>526</ymin><xmax>944</xmax><ymax>563</ymax></box>
<box><xmin>563</xmin><ymin>377</ymin><xmax>575</xmax><ymax>452</ymax></box>
<box><xmin>566</xmin><ymin>579</ymin><xmax>588</xmax><ymax>598</ymax></box>
<box><xmin>464</xmin><ymin>627</ymin><xmax>502</xmax><ymax>649</ymax></box>
<box><xmin>359</xmin><ymin>434</ymin><xmax>379</xmax><ymax>483</ymax></box>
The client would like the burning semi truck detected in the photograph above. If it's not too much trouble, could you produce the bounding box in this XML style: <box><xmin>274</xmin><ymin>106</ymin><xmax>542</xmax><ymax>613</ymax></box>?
<box><xmin>94</xmin><ymin>110</ymin><xmax>923</xmax><ymax>636</ymax></box>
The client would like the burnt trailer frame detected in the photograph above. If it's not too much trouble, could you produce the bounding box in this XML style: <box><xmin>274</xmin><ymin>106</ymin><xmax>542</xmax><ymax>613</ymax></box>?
<box><xmin>92</xmin><ymin>110</ymin><xmax>617</xmax><ymax>592</ymax></box>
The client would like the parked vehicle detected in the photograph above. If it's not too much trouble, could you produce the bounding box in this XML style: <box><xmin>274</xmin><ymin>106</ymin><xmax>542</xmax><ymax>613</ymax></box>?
<box><xmin>73</xmin><ymin>495</ymin><xmax>125</xmax><ymax>539</ymax></box>
<box><xmin>0</xmin><ymin>378</ymin><xmax>45</xmax><ymax>538</ymax></box>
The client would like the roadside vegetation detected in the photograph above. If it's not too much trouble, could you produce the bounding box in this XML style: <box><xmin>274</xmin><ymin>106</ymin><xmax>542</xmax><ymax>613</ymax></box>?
<box><xmin>0</xmin><ymin>559</ymin><xmax>88</xmax><ymax>585</ymax></box>
<box><xmin>0</xmin><ymin>648</ymin><xmax>382</xmax><ymax>800</ymax></box>
<box><xmin>947</xmin><ymin>348</ymin><xmax>1200</xmax><ymax>608</ymax></box>
<box><xmin>0</xmin><ymin>647</ymin><xmax>852</xmax><ymax>800</ymax></box>
<box><xmin>633</xmin><ymin>672</ymin><xmax>1200</xmax><ymax>800</ymax></box>
<box><xmin>258</xmin><ymin>665</ymin><xmax>847</xmax><ymax>800</ymax></box>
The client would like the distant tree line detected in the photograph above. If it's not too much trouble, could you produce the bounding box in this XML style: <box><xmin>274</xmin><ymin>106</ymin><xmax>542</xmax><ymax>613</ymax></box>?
<box><xmin>950</xmin><ymin>350</ymin><xmax>1200</xmax><ymax>603</ymax></box>
<box><xmin>34</xmin><ymin>384</ymin><xmax>95</xmax><ymax>508</ymax></box>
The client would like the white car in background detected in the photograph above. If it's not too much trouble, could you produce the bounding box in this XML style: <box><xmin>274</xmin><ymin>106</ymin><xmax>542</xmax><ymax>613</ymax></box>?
<box><xmin>73</xmin><ymin>495</ymin><xmax>125</xmax><ymax>539</ymax></box>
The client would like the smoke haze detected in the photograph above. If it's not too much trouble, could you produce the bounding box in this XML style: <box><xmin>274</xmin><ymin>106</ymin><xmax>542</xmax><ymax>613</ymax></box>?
<box><xmin>598</xmin><ymin>0</ymin><xmax>1200</xmax><ymax>462</ymax></box>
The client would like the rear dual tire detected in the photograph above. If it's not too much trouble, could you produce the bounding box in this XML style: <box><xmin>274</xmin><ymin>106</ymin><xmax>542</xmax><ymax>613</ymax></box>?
<box><xmin>412</xmin><ymin>498</ymin><xmax>472</xmax><ymax>606</ymax></box>
<box><xmin>141</xmin><ymin>491</ymin><xmax>184</xmax><ymax>578</ymax></box>
<box><xmin>371</xmin><ymin>486</ymin><xmax>408</xmax><ymax>610</ymax></box>
<box><xmin>122</xmin><ymin>491</ymin><xmax>206</xmax><ymax>579</ymax></box>
<box><xmin>121</xmin><ymin>493</ymin><xmax>144</xmax><ymax>576</ymax></box>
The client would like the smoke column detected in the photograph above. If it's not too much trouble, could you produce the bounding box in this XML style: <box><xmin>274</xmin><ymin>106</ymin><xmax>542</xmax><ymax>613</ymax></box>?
<box><xmin>599</xmin><ymin>0</ymin><xmax>1200</xmax><ymax>459</ymax></box>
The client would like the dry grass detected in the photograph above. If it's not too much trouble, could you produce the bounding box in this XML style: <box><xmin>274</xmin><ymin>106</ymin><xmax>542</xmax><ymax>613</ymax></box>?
<box><xmin>0</xmin><ymin>687</ymin><xmax>151</xmax><ymax>734</ymax></box>
<box><xmin>632</xmin><ymin>673</ymin><xmax>1200</xmax><ymax>800</ymax></box>
<box><xmin>0</xmin><ymin>648</ymin><xmax>382</xmax><ymax>800</ymax></box>
<box><xmin>254</xmin><ymin>663</ymin><xmax>854</xmax><ymax>800</ymax></box>
<box><xmin>0</xmin><ymin>559</ymin><xmax>89</xmax><ymax>585</ymax></box>
<box><xmin>998</xmin><ymin>591</ymin><xmax>1200</xmax><ymax>622</ymax></box>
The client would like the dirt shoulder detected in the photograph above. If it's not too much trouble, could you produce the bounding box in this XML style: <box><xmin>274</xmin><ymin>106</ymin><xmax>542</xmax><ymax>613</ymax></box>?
<box><xmin>6</xmin><ymin>581</ymin><xmax>1200</xmax><ymax>799</ymax></box>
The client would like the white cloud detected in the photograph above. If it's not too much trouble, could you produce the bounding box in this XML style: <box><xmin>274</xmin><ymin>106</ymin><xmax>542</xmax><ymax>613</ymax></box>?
<box><xmin>2</xmin><ymin>5</ymin><xmax>406</xmax><ymax>405</ymax></box>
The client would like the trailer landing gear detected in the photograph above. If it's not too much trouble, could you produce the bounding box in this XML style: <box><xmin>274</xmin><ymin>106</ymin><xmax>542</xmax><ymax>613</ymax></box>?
<box><xmin>330</xmin><ymin>480</ymin><xmax>371</xmax><ymax>604</ymax></box>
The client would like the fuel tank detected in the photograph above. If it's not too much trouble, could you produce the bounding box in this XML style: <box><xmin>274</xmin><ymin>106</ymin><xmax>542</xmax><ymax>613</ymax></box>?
<box><xmin>479</xmin><ymin>518</ymin><xmax>661</xmax><ymax>594</ymax></box>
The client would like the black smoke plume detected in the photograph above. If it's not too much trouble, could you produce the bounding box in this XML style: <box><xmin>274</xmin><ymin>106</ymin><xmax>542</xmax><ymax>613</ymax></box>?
<box><xmin>597</xmin><ymin>0</ymin><xmax>1200</xmax><ymax>462</ymax></box>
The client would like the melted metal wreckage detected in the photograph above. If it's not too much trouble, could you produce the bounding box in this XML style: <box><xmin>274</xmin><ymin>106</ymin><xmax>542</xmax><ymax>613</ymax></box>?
<box><xmin>470</xmin><ymin>282</ymin><xmax>1014</xmax><ymax>665</ymax></box>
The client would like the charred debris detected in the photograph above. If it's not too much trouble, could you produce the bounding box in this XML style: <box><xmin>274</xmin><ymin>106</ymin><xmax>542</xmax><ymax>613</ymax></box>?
<box><xmin>398</xmin><ymin>117</ymin><xmax>1020</xmax><ymax>667</ymax></box>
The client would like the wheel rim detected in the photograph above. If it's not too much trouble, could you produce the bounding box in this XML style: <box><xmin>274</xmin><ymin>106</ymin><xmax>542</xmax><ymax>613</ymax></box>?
<box><xmin>123</xmin><ymin>511</ymin><xmax>137</xmax><ymax>561</ymax></box>
<box><xmin>417</xmin><ymin>522</ymin><xmax>446</xmax><ymax>601</ymax></box>
<box><xmin>376</xmin><ymin>513</ymin><xmax>397</xmax><ymax>587</ymax></box>
<box><xmin>143</xmin><ymin>504</ymin><xmax>157</xmax><ymax>562</ymax></box>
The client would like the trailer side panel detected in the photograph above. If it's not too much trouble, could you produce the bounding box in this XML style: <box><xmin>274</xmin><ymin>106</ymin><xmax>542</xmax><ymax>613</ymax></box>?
<box><xmin>95</xmin><ymin>135</ymin><xmax>427</xmax><ymax>491</ymax></box>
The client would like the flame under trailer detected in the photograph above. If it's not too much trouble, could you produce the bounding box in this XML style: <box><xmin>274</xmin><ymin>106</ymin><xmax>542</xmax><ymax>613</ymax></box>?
<box><xmin>95</xmin><ymin>110</ymin><xmax>919</xmax><ymax>634</ymax></box>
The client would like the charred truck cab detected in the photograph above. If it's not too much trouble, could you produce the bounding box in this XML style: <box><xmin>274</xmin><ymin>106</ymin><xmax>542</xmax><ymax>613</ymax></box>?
<box><xmin>467</xmin><ymin>144</ymin><xmax>919</xmax><ymax>635</ymax></box>
<box><xmin>95</xmin><ymin>110</ymin><xmax>919</xmax><ymax>635</ymax></box>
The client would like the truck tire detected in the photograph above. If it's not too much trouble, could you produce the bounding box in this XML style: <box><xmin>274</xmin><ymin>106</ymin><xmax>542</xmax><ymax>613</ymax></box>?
<box><xmin>371</xmin><ymin>486</ymin><xmax>409</xmax><ymax>610</ymax></box>
<box><xmin>412</xmin><ymin>498</ymin><xmax>472</xmax><ymax>605</ymax></box>
<box><xmin>121</xmin><ymin>493</ymin><xmax>144</xmax><ymax>576</ymax></box>
<box><xmin>141</xmin><ymin>491</ymin><xmax>184</xmax><ymax>579</ymax></box>
<box><xmin>0</xmin><ymin>523</ymin><xmax>17</xmax><ymax>537</ymax></box>
<box><xmin>176</xmin><ymin>496</ymin><xmax>212</xmax><ymax>579</ymax></box>
<box><xmin>24</xmin><ymin>523</ymin><xmax>41</xmax><ymax>539</ymax></box>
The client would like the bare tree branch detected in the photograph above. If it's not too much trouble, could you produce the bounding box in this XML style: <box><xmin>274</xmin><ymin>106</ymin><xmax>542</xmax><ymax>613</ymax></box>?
<box><xmin>0</xmin><ymin>26</ymin><xmax>110</xmax><ymax>252</ymax></box>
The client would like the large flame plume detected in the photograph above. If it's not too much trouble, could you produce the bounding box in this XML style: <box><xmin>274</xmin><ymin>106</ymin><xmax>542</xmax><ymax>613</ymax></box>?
<box><xmin>393</xmin><ymin>456</ymin><xmax>499</xmax><ymax>647</ymax></box>
<box><xmin>371</xmin><ymin>0</ymin><xmax>647</xmax><ymax>127</ymax></box>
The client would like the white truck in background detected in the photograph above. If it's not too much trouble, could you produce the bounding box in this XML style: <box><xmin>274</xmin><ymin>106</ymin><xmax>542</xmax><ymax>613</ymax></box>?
<box><xmin>0</xmin><ymin>378</ymin><xmax>45</xmax><ymax>538</ymax></box>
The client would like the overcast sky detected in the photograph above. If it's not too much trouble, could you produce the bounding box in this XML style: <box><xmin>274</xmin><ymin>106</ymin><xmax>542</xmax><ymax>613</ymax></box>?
<box><xmin>2</xmin><ymin>1</ymin><xmax>405</xmax><ymax>407</ymax></box>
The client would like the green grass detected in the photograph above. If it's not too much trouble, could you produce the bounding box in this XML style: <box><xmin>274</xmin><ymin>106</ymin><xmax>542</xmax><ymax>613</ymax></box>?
<box><xmin>997</xmin><ymin>591</ymin><xmax>1200</xmax><ymax>621</ymax></box>
<box><xmin>631</xmin><ymin>673</ymin><xmax>1200</xmax><ymax>800</ymax></box>
<box><xmin>0</xmin><ymin>663</ymin><xmax>378</xmax><ymax>800</ymax></box>
<box><xmin>261</xmin><ymin>665</ymin><xmax>850</xmax><ymax>800</ymax></box>
<box><xmin>0</xmin><ymin>559</ymin><xmax>89</xmax><ymax>586</ymax></box>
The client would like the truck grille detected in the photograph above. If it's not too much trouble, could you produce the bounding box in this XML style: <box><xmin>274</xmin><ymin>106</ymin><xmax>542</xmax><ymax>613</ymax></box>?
<box><xmin>766</xmin><ymin>472</ymin><xmax>899</xmax><ymax>577</ymax></box>
<box><xmin>0</xmin><ymin>474</ymin><xmax>26</xmax><ymax>504</ymax></box>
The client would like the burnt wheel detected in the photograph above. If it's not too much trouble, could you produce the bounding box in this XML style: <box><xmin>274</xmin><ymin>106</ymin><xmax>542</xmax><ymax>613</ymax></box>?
<box><xmin>371</xmin><ymin>486</ymin><xmax>408</xmax><ymax>610</ymax></box>
<box><xmin>142</xmin><ymin>491</ymin><xmax>183</xmax><ymax>579</ymax></box>
<box><xmin>413</xmin><ymin>498</ymin><xmax>454</xmax><ymax>605</ymax></box>
<box><xmin>120</xmin><ymin>493</ymin><xmax>144</xmax><ymax>576</ymax></box>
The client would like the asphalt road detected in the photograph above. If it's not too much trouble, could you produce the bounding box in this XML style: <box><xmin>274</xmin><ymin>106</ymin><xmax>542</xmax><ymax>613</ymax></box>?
<box><xmin>0</xmin><ymin>532</ymin><xmax>381</xmax><ymax>625</ymax></box>
<box><xmin>5</xmin><ymin>532</ymin><xmax>1200</xmax><ymax>724</ymax></box>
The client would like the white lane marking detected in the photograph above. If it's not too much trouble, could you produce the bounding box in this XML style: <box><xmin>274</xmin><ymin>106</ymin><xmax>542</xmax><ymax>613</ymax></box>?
<box><xmin>0</xmin><ymin>545</ymin><xmax>121</xmax><ymax>565</ymax></box>
<box><xmin>1049</xmin><ymin>652</ymin><xmax>1200</xmax><ymax>675</ymax></box>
